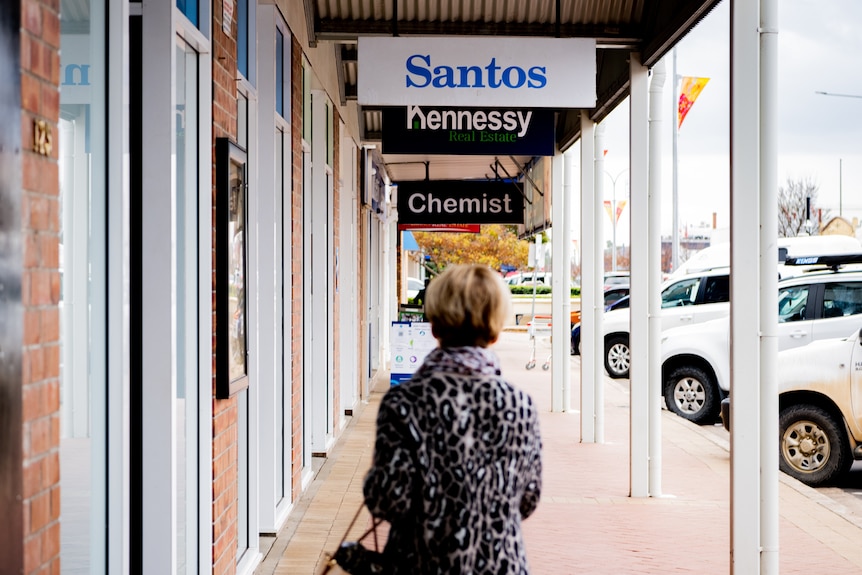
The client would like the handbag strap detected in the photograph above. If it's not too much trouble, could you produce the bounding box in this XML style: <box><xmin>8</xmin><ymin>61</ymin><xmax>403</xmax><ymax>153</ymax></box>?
<box><xmin>338</xmin><ymin>503</ymin><xmax>385</xmax><ymax>550</ymax></box>
<box><xmin>322</xmin><ymin>504</ymin><xmax>382</xmax><ymax>574</ymax></box>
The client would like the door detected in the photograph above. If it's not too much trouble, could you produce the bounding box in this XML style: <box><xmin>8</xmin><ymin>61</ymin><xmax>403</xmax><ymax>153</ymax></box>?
<box><xmin>812</xmin><ymin>281</ymin><xmax>862</xmax><ymax>342</ymax></box>
<box><xmin>777</xmin><ymin>283</ymin><xmax>814</xmax><ymax>350</ymax></box>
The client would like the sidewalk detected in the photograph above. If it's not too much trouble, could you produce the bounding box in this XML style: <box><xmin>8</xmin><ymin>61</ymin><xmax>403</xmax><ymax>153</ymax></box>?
<box><xmin>256</xmin><ymin>331</ymin><xmax>862</xmax><ymax>575</ymax></box>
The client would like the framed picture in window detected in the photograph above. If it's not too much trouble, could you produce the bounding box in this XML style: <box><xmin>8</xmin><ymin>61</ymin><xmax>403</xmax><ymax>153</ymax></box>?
<box><xmin>216</xmin><ymin>138</ymin><xmax>249</xmax><ymax>398</ymax></box>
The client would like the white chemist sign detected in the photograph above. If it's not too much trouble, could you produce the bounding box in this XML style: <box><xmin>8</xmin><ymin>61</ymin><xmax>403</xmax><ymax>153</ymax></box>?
<box><xmin>358</xmin><ymin>36</ymin><xmax>596</xmax><ymax>108</ymax></box>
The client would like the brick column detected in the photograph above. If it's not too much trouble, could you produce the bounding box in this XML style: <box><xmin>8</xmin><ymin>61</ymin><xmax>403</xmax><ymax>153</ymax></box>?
<box><xmin>17</xmin><ymin>0</ymin><xmax>63</xmax><ymax>574</ymax></box>
<box><xmin>211</xmin><ymin>2</ymin><xmax>239</xmax><ymax>574</ymax></box>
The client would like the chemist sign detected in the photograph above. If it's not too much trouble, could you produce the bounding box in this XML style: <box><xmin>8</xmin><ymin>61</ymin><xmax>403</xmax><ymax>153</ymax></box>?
<box><xmin>396</xmin><ymin>180</ymin><xmax>524</xmax><ymax>225</ymax></box>
<box><xmin>358</xmin><ymin>36</ymin><xmax>596</xmax><ymax>108</ymax></box>
<box><xmin>383</xmin><ymin>106</ymin><xmax>555</xmax><ymax>156</ymax></box>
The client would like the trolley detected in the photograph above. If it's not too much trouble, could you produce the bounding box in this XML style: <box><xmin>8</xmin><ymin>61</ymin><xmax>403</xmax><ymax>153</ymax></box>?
<box><xmin>525</xmin><ymin>314</ymin><xmax>553</xmax><ymax>370</ymax></box>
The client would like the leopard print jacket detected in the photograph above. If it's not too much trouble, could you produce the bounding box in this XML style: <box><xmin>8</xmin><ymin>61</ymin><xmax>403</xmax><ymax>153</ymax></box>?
<box><xmin>363</xmin><ymin>346</ymin><xmax>543</xmax><ymax>574</ymax></box>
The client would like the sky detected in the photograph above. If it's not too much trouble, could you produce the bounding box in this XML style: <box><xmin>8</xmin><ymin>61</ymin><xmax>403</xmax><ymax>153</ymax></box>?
<box><xmin>589</xmin><ymin>0</ymin><xmax>862</xmax><ymax>246</ymax></box>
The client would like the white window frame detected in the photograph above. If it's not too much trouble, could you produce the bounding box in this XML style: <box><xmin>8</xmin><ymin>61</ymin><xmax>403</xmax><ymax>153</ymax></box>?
<box><xmin>236</xmin><ymin>76</ymin><xmax>262</xmax><ymax>575</ymax></box>
<box><xmin>307</xmin><ymin>89</ymin><xmax>335</xmax><ymax>455</ymax></box>
<box><xmin>338</xmin><ymin>131</ymin><xmax>359</xmax><ymax>418</ymax></box>
<box><xmin>140</xmin><ymin>2</ymin><xmax>213</xmax><ymax>573</ymax></box>
<box><xmin>255</xmin><ymin>5</ymin><xmax>294</xmax><ymax>534</ymax></box>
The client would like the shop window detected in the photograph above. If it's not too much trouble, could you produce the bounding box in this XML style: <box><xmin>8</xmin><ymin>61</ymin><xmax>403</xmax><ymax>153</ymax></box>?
<box><xmin>236</xmin><ymin>0</ymin><xmax>255</xmax><ymax>84</ymax></box>
<box><xmin>326</xmin><ymin>100</ymin><xmax>333</xmax><ymax>167</ymax></box>
<box><xmin>177</xmin><ymin>0</ymin><xmax>198</xmax><ymax>26</ymax></box>
<box><xmin>302</xmin><ymin>59</ymin><xmax>311</xmax><ymax>142</ymax></box>
<box><xmin>276</xmin><ymin>28</ymin><xmax>284</xmax><ymax>117</ymax></box>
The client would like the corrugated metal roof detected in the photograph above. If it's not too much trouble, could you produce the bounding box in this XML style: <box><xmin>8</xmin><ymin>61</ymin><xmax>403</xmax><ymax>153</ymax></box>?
<box><xmin>311</xmin><ymin>0</ymin><xmax>722</xmax><ymax>180</ymax></box>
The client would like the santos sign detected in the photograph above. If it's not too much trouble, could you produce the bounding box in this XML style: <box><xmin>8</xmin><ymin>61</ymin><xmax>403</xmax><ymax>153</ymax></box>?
<box><xmin>396</xmin><ymin>180</ymin><xmax>524</xmax><ymax>225</ymax></box>
<box><xmin>359</xmin><ymin>37</ymin><xmax>595</xmax><ymax>108</ymax></box>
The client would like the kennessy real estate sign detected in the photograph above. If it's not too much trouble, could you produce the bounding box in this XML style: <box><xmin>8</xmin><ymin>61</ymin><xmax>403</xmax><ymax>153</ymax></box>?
<box><xmin>358</xmin><ymin>37</ymin><xmax>596</xmax><ymax>108</ymax></box>
<box><xmin>383</xmin><ymin>106</ymin><xmax>555</xmax><ymax>156</ymax></box>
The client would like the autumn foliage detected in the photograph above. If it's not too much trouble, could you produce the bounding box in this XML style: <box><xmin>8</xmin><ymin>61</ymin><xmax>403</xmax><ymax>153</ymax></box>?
<box><xmin>412</xmin><ymin>224</ymin><xmax>530</xmax><ymax>271</ymax></box>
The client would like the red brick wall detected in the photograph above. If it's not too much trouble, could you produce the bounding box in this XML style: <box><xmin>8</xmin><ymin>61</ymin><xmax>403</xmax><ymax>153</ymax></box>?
<box><xmin>20</xmin><ymin>0</ymin><xmax>62</xmax><ymax>573</ymax></box>
<box><xmin>211</xmin><ymin>2</ymin><xmax>239</xmax><ymax>573</ymax></box>
<box><xmin>289</xmin><ymin>34</ymin><xmax>304</xmax><ymax>501</ymax></box>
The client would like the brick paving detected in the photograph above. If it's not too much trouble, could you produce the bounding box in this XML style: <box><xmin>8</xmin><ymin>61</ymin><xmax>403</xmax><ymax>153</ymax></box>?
<box><xmin>256</xmin><ymin>331</ymin><xmax>862</xmax><ymax>575</ymax></box>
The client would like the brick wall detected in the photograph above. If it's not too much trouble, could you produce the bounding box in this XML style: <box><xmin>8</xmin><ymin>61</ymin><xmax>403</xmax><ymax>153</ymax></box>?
<box><xmin>211</xmin><ymin>1</ymin><xmax>239</xmax><ymax>573</ymax></box>
<box><xmin>20</xmin><ymin>0</ymin><xmax>62</xmax><ymax>573</ymax></box>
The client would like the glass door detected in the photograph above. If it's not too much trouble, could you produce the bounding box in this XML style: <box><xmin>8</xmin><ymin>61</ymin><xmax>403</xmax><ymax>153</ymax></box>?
<box><xmin>59</xmin><ymin>0</ymin><xmax>107</xmax><ymax>571</ymax></box>
<box><xmin>175</xmin><ymin>36</ymin><xmax>200</xmax><ymax>575</ymax></box>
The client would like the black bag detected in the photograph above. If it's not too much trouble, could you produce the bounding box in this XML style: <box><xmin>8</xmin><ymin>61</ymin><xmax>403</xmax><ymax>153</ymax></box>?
<box><xmin>320</xmin><ymin>505</ymin><xmax>392</xmax><ymax>575</ymax></box>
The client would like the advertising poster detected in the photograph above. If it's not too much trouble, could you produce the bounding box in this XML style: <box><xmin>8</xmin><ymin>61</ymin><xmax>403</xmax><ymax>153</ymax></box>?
<box><xmin>390</xmin><ymin>321</ymin><xmax>437</xmax><ymax>385</ymax></box>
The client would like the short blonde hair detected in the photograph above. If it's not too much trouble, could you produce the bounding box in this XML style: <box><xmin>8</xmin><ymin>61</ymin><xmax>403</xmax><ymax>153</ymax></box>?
<box><xmin>424</xmin><ymin>264</ymin><xmax>512</xmax><ymax>348</ymax></box>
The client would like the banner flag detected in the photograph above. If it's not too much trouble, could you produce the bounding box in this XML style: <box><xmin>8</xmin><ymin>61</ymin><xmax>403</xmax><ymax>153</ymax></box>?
<box><xmin>603</xmin><ymin>200</ymin><xmax>627</xmax><ymax>223</ymax></box>
<box><xmin>615</xmin><ymin>200</ymin><xmax>627</xmax><ymax>222</ymax></box>
<box><xmin>678</xmin><ymin>76</ymin><xmax>710</xmax><ymax>129</ymax></box>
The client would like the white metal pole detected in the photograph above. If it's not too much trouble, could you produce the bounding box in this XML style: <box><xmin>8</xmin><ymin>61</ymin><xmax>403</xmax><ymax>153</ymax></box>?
<box><xmin>561</xmin><ymin>149</ymin><xmax>576</xmax><ymax>412</ymax></box>
<box><xmin>648</xmin><ymin>57</ymin><xmax>666</xmax><ymax>497</ymax></box>
<box><xmin>672</xmin><ymin>49</ymin><xmax>680</xmax><ymax>271</ymax></box>
<box><xmin>629</xmin><ymin>53</ymin><xmax>650</xmax><ymax>498</ymax></box>
<box><xmin>580</xmin><ymin>112</ymin><xmax>597</xmax><ymax>442</ymax></box>
<box><xmin>731</xmin><ymin>0</ymin><xmax>763</xmax><ymax>571</ymax></box>
<box><xmin>579</xmin><ymin>130</ymin><xmax>596</xmax><ymax>439</ymax></box>
<box><xmin>760</xmin><ymin>0</ymin><xmax>780</xmax><ymax>570</ymax></box>
<box><xmin>551</xmin><ymin>149</ymin><xmax>568</xmax><ymax>412</ymax></box>
<box><xmin>612</xmin><ymin>176</ymin><xmax>617</xmax><ymax>272</ymax></box>
<box><xmin>592</xmin><ymin>120</ymin><xmax>606</xmax><ymax>443</ymax></box>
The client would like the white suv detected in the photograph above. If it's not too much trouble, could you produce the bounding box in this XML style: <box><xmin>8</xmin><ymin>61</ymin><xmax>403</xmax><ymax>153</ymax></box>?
<box><xmin>774</xmin><ymin>327</ymin><xmax>862</xmax><ymax>486</ymax></box>
<box><xmin>598</xmin><ymin>267</ymin><xmax>730</xmax><ymax>378</ymax></box>
<box><xmin>661</xmin><ymin>256</ymin><xmax>862</xmax><ymax>424</ymax></box>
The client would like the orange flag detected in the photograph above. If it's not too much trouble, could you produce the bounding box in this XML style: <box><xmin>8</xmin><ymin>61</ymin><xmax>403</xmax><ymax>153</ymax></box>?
<box><xmin>678</xmin><ymin>76</ymin><xmax>710</xmax><ymax>129</ymax></box>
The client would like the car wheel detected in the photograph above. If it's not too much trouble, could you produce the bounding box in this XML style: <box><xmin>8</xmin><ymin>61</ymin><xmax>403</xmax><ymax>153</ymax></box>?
<box><xmin>604</xmin><ymin>336</ymin><xmax>630</xmax><ymax>379</ymax></box>
<box><xmin>663</xmin><ymin>366</ymin><xmax>718</xmax><ymax>424</ymax></box>
<box><xmin>779</xmin><ymin>405</ymin><xmax>851</xmax><ymax>486</ymax></box>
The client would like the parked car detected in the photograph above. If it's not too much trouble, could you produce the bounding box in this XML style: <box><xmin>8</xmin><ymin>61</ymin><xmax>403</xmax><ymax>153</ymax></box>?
<box><xmin>571</xmin><ymin>293</ymin><xmax>629</xmax><ymax>355</ymax></box>
<box><xmin>604</xmin><ymin>271</ymin><xmax>631</xmax><ymax>288</ymax></box>
<box><xmin>603</xmin><ymin>285</ymin><xmax>630</xmax><ymax>306</ymax></box>
<box><xmin>505</xmin><ymin>271</ymin><xmax>551</xmax><ymax>286</ymax></box>
<box><xmin>584</xmin><ymin>267</ymin><xmax>730</xmax><ymax>378</ymax></box>
<box><xmin>661</xmin><ymin>257</ymin><xmax>862</xmax><ymax>424</ymax></box>
<box><xmin>407</xmin><ymin>277</ymin><xmax>424</xmax><ymax>300</ymax></box>
<box><xmin>723</xmin><ymin>327</ymin><xmax>862</xmax><ymax>486</ymax></box>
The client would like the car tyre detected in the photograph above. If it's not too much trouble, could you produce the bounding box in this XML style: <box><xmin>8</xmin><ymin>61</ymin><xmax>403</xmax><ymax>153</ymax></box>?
<box><xmin>663</xmin><ymin>366</ymin><xmax>718</xmax><ymax>424</ymax></box>
<box><xmin>779</xmin><ymin>404</ymin><xmax>851</xmax><ymax>486</ymax></box>
<box><xmin>604</xmin><ymin>336</ymin><xmax>630</xmax><ymax>379</ymax></box>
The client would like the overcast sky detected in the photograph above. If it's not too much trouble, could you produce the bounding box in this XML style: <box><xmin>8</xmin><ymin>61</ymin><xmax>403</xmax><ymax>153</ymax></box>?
<box><xmin>591</xmin><ymin>0</ymin><xmax>862</xmax><ymax>244</ymax></box>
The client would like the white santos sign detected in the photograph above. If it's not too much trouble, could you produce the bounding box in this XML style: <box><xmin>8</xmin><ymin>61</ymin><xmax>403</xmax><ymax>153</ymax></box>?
<box><xmin>358</xmin><ymin>36</ymin><xmax>596</xmax><ymax>108</ymax></box>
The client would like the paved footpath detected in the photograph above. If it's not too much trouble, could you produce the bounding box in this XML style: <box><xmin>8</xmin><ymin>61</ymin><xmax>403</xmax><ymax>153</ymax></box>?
<box><xmin>256</xmin><ymin>331</ymin><xmax>862</xmax><ymax>575</ymax></box>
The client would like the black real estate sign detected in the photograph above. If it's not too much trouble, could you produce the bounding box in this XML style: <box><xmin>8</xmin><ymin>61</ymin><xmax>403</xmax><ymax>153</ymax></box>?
<box><xmin>396</xmin><ymin>180</ymin><xmax>524</xmax><ymax>225</ymax></box>
<box><xmin>383</xmin><ymin>106</ymin><xmax>555</xmax><ymax>156</ymax></box>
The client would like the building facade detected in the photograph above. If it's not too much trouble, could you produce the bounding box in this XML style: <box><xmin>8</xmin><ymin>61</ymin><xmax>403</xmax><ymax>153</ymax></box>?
<box><xmin>3</xmin><ymin>1</ymin><xmax>392</xmax><ymax>573</ymax></box>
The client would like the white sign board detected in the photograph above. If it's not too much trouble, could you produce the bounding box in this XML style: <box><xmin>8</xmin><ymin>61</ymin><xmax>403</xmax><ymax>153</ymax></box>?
<box><xmin>390</xmin><ymin>321</ymin><xmax>437</xmax><ymax>385</ymax></box>
<box><xmin>359</xmin><ymin>36</ymin><xmax>596</xmax><ymax>108</ymax></box>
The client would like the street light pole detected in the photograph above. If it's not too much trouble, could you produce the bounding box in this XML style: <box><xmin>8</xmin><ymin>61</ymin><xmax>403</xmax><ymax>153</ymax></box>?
<box><xmin>606</xmin><ymin>169</ymin><xmax>628</xmax><ymax>272</ymax></box>
<box><xmin>815</xmin><ymin>91</ymin><xmax>861</xmax><ymax>220</ymax></box>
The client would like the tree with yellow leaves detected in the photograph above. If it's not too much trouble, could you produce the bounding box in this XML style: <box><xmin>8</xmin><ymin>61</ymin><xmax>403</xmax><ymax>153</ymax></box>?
<box><xmin>412</xmin><ymin>224</ymin><xmax>531</xmax><ymax>272</ymax></box>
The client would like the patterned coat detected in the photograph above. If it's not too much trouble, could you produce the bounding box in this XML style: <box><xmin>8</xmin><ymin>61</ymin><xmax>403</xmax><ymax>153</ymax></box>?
<box><xmin>363</xmin><ymin>346</ymin><xmax>543</xmax><ymax>574</ymax></box>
